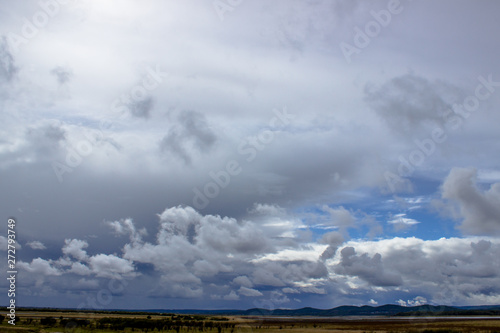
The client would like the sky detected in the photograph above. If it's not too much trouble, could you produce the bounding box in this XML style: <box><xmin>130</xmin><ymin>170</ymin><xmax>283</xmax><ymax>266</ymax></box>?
<box><xmin>1</xmin><ymin>0</ymin><xmax>500</xmax><ymax>310</ymax></box>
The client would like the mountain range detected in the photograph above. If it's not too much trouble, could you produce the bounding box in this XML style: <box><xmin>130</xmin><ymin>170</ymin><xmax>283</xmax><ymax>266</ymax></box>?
<box><xmin>149</xmin><ymin>304</ymin><xmax>500</xmax><ymax>316</ymax></box>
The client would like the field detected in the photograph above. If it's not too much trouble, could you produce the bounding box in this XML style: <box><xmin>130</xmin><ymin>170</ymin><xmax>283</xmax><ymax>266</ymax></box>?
<box><xmin>1</xmin><ymin>310</ymin><xmax>500</xmax><ymax>333</ymax></box>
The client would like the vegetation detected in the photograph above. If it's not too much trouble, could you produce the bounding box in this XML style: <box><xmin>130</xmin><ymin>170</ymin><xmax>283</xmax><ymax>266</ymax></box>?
<box><xmin>1</xmin><ymin>309</ymin><xmax>500</xmax><ymax>332</ymax></box>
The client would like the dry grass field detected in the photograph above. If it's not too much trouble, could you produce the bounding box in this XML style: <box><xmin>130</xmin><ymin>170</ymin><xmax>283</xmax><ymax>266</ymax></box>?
<box><xmin>1</xmin><ymin>310</ymin><xmax>500</xmax><ymax>333</ymax></box>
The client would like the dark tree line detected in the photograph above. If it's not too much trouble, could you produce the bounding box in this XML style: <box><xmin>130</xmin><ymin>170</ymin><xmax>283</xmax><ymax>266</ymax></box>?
<box><xmin>97</xmin><ymin>317</ymin><xmax>236</xmax><ymax>332</ymax></box>
<box><xmin>23</xmin><ymin>315</ymin><xmax>235</xmax><ymax>332</ymax></box>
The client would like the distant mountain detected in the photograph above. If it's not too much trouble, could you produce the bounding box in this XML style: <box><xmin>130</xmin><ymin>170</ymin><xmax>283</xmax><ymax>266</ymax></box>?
<box><xmin>16</xmin><ymin>304</ymin><xmax>500</xmax><ymax>317</ymax></box>
<box><xmin>153</xmin><ymin>304</ymin><xmax>500</xmax><ymax>317</ymax></box>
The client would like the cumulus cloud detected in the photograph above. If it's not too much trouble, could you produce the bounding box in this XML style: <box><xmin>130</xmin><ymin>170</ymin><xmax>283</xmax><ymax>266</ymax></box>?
<box><xmin>439</xmin><ymin>168</ymin><xmax>500</xmax><ymax>235</ymax></box>
<box><xmin>329</xmin><ymin>237</ymin><xmax>500</xmax><ymax>305</ymax></box>
<box><xmin>397</xmin><ymin>296</ymin><xmax>427</xmax><ymax>307</ymax></box>
<box><xmin>320</xmin><ymin>231</ymin><xmax>344</xmax><ymax>260</ymax></box>
<box><xmin>233</xmin><ymin>275</ymin><xmax>253</xmax><ymax>288</ymax></box>
<box><xmin>107</xmin><ymin>218</ymin><xmax>147</xmax><ymax>243</ymax></box>
<box><xmin>62</xmin><ymin>239</ymin><xmax>89</xmax><ymax>261</ymax></box>
<box><xmin>11</xmin><ymin>204</ymin><xmax>500</xmax><ymax>307</ymax></box>
<box><xmin>334</xmin><ymin>246</ymin><xmax>403</xmax><ymax>287</ymax></box>
<box><xmin>18</xmin><ymin>258</ymin><xmax>62</xmax><ymax>276</ymax></box>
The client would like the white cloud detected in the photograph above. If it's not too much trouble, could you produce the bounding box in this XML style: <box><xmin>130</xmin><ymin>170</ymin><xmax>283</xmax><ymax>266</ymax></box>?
<box><xmin>223</xmin><ymin>291</ymin><xmax>239</xmax><ymax>301</ymax></box>
<box><xmin>238</xmin><ymin>286</ymin><xmax>263</xmax><ymax>297</ymax></box>
<box><xmin>233</xmin><ymin>275</ymin><xmax>253</xmax><ymax>288</ymax></box>
<box><xmin>26</xmin><ymin>240</ymin><xmax>46</xmax><ymax>250</ymax></box>
<box><xmin>62</xmin><ymin>239</ymin><xmax>88</xmax><ymax>261</ymax></box>
<box><xmin>388</xmin><ymin>213</ymin><xmax>420</xmax><ymax>231</ymax></box>
<box><xmin>88</xmin><ymin>254</ymin><xmax>136</xmax><ymax>279</ymax></box>
<box><xmin>18</xmin><ymin>258</ymin><xmax>61</xmax><ymax>276</ymax></box>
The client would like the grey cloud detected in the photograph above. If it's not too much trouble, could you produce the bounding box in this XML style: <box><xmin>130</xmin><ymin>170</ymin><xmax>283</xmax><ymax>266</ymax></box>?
<box><xmin>233</xmin><ymin>275</ymin><xmax>253</xmax><ymax>288</ymax></box>
<box><xmin>3</xmin><ymin>0</ymin><xmax>500</xmax><ymax>309</ymax></box>
<box><xmin>160</xmin><ymin>110</ymin><xmax>217</xmax><ymax>164</ymax></box>
<box><xmin>331</xmin><ymin>237</ymin><xmax>500</xmax><ymax>305</ymax></box>
<box><xmin>320</xmin><ymin>231</ymin><xmax>344</xmax><ymax>260</ymax></box>
<box><xmin>252</xmin><ymin>260</ymin><xmax>328</xmax><ymax>289</ymax></box>
<box><xmin>365</xmin><ymin>74</ymin><xmax>462</xmax><ymax>138</ymax></box>
<box><xmin>334</xmin><ymin>246</ymin><xmax>403</xmax><ymax>287</ymax></box>
<box><xmin>238</xmin><ymin>286</ymin><xmax>263</xmax><ymax>297</ymax></box>
<box><xmin>26</xmin><ymin>241</ymin><xmax>47</xmax><ymax>250</ymax></box>
<box><xmin>129</xmin><ymin>95</ymin><xmax>154</xmax><ymax>119</ymax></box>
<box><xmin>0</xmin><ymin>122</ymin><xmax>66</xmax><ymax>168</ymax></box>
<box><xmin>439</xmin><ymin>168</ymin><xmax>500</xmax><ymax>236</ymax></box>
<box><xmin>50</xmin><ymin>66</ymin><xmax>73</xmax><ymax>85</ymax></box>
<box><xmin>0</xmin><ymin>35</ymin><xmax>17</xmax><ymax>82</ymax></box>
<box><xmin>322</xmin><ymin>206</ymin><xmax>355</xmax><ymax>229</ymax></box>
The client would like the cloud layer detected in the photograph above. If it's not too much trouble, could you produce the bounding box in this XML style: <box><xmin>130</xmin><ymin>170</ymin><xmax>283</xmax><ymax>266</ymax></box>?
<box><xmin>1</xmin><ymin>0</ymin><xmax>500</xmax><ymax>309</ymax></box>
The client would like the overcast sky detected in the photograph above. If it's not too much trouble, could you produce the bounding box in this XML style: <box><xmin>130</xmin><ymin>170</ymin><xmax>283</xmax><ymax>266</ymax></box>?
<box><xmin>2</xmin><ymin>0</ymin><xmax>500</xmax><ymax>310</ymax></box>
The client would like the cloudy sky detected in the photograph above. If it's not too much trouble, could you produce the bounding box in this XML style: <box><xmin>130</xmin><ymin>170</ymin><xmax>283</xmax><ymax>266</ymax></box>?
<box><xmin>2</xmin><ymin>0</ymin><xmax>500</xmax><ymax>310</ymax></box>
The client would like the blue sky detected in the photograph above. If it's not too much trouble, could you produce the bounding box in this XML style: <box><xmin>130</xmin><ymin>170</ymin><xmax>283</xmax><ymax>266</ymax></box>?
<box><xmin>1</xmin><ymin>0</ymin><xmax>500</xmax><ymax>310</ymax></box>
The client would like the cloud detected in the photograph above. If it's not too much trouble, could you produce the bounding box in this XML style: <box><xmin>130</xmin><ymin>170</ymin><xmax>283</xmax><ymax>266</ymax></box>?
<box><xmin>330</xmin><ymin>237</ymin><xmax>500</xmax><ymax>305</ymax></box>
<box><xmin>439</xmin><ymin>168</ymin><xmax>500</xmax><ymax>235</ymax></box>
<box><xmin>26</xmin><ymin>241</ymin><xmax>46</xmax><ymax>250</ymax></box>
<box><xmin>159</xmin><ymin>110</ymin><xmax>217</xmax><ymax>164</ymax></box>
<box><xmin>238</xmin><ymin>286</ymin><xmax>263</xmax><ymax>297</ymax></box>
<box><xmin>397</xmin><ymin>296</ymin><xmax>427</xmax><ymax>307</ymax></box>
<box><xmin>62</xmin><ymin>239</ymin><xmax>88</xmax><ymax>261</ymax></box>
<box><xmin>320</xmin><ymin>231</ymin><xmax>344</xmax><ymax>260</ymax></box>
<box><xmin>364</xmin><ymin>73</ymin><xmax>462</xmax><ymax>138</ymax></box>
<box><xmin>50</xmin><ymin>66</ymin><xmax>73</xmax><ymax>85</ymax></box>
<box><xmin>233</xmin><ymin>275</ymin><xmax>253</xmax><ymax>288</ymax></box>
<box><xmin>107</xmin><ymin>218</ymin><xmax>147</xmax><ymax>243</ymax></box>
<box><xmin>88</xmin><ymin>254</ymin><xmax>136</xmax><ymax>279</ymax></box>
<box><xmin>128</xmin><ymin>95</ymin><xmax>154</xmax><ymax>118</ymax></box>
<box><xmin>18</xmin><ymin>258</ymin><xmax>61</xmax><ymax>276</ymax></box>
<box><xmin>223</xmin><ymin>291</ymin><xmax>239</xmax><ymax>301</ymax></box>
<box><xmin>334</xmin><ymin>246</ymin><xmax>403</xmax><ymax>287</ymax></box>
<box><xmin>387</xmin><ymin>213</ymin><xmax>420</xmax><ymax>231</ymax></box>
<box><xmin>322</xmin><ymin>206</ymin><xmax>356</xmax><ymax>229</ymax></box>
<box><xmin>0</xmin><ymin>236</ymin><xmax>8</xmax><ymax>250</ymax></box>
<box><xmin>3</xmin><ymin>0</ymin><xmax>500</xmax><ymax>309</ymax></box>
<box><xmin>11</xmin><ymin>204</ymin><xmax>500</xmax><ymax>307</ymax></box>
<box><xmin>0</xmin><ymin>35</ymin><xmax>17</xmax><ymax>82</ymax></box>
